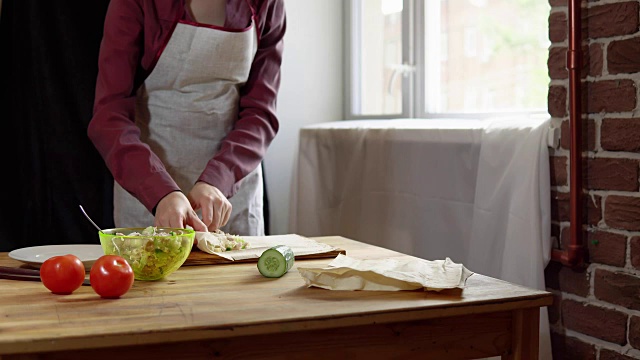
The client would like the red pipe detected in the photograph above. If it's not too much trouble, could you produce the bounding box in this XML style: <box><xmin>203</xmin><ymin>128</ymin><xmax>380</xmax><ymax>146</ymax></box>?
<box><xmin>552</xmin><ymin>0</ymin><xmax>585</xmax><ymax>268</ymax></box>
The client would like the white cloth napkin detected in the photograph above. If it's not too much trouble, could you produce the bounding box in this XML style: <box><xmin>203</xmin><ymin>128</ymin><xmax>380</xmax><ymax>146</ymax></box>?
<box><xmin>298</xmin><ymin>254</ymin><xmax>473</xmax><ymax>291</ymax></box>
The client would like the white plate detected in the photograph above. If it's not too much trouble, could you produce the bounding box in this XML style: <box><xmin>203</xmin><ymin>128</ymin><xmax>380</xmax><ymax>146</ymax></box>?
<box><xmin>8</xmin><ymin>245</ymin><xmax>104</xmax><ymax>271</ymax></box>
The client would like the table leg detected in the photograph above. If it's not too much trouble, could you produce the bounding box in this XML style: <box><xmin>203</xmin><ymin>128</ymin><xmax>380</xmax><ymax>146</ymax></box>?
<box><xmin>503</xmin><ymin>307</ymin><xmax>540</xmax><ymax>360</ymax></box>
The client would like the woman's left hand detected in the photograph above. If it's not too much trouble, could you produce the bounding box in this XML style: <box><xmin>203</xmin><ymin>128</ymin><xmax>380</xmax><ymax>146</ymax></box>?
<box><xmin>188</xmin><ymin>182</ymin><xmax>232</xmax><ymax>231</ymax></box>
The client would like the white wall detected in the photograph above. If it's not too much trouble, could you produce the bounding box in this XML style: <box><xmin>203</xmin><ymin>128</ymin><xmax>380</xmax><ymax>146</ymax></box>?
<box><xmin>264</xmin><ymin>0</ymin><xmax>344</xmax><ymax>234</ymax></box>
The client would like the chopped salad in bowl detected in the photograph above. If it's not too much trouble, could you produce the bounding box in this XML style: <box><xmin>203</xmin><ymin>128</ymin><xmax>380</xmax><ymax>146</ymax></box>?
<box><xmin>99</xmin><ymin>226</ymin><xmax>195</xmax><ymax>281</ymax></box>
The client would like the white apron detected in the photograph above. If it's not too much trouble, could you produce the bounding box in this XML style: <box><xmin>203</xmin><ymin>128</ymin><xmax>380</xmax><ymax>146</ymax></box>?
<box><xmin>114</xmin><ymin>12</ymin><xmax>264</xmax><ymax>236</ymax></box>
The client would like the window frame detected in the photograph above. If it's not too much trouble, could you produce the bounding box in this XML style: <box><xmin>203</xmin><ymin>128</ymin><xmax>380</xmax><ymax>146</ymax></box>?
<box><xmin>344</xmin><ymin>0</ymin><xmax>550</xmax><ymax>120</ymax></box>
<box><xmin>344</xmin><ymin>0</ymin><xmax>414</xmax><ymax>120</ymax></box>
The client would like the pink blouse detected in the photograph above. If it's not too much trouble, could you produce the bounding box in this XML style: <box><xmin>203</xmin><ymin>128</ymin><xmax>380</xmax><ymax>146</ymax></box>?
<box><xmin>88</xmin><ymin>0</ymin><xmax>285</xmax><ymax>213</ymax></box>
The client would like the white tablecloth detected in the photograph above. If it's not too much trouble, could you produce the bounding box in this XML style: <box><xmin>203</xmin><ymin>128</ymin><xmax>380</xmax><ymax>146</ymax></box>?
<box><xmin>290</xmin><ymin>117</ymin><xmax>552</xmax><ymax>359</ymax></box>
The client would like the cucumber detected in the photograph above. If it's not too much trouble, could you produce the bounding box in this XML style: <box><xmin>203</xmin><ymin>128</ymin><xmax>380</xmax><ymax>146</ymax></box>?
<box><xmin>257</xmin><ymin>245</ymin><xmax>295</xmax><ymax>278</ymax></box>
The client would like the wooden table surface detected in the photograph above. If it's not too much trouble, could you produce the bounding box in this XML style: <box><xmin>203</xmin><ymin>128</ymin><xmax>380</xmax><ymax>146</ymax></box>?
<box><xmin>0</xmin><ymin>236</ymin><xmax>552</xmax><ymax>360</ymax></box>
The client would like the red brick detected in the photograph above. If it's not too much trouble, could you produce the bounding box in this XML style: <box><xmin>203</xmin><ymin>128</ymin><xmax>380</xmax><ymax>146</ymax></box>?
<box><xmin>549</xmin><ymin>85</ymin><xmax>568</xmax><ymax>118</ymax></box>
<box><xmin>551</xmin><ymin>332</ymin><xmax>597</xmax><ymax>360</ymax></box>
<box><xmin>551</xmin><ymin>45</ymin><xmax>593</xmax><ymax>79</ymax></box>
<box><xmin>561</xmin><ymin>267</ymin><xmax>590</xmax><ymax>297</ymax></box>
<box><xmin>550</xmin><ymin>11</ymin><xmax>567</xmax><ymax>43</ymax></box>
<box><xmin>586</xmin><ymin>80</ymin><xmax>637</xmax><ymax>114</ymax></box>
<box><xmin>588</xmin><ymin>230</ymin><xmax>627</xmax><ymax>267</ymax></box>
<box><xmin>594</xmin><ymin>269</ymin><xmax>640</xmax><ymax>311</ymax></box>
<box><xmin>551</xmin><ymin>156</ymin><xmax>568</xmax><ymax>186</ymax></box>
<box><xmin>630</xmin><ymin>316</ymin><xmax>640</xmax><ymax>350</ymax></box>
<box><xmin>551</xmin><ymin>189</ymin><xmax>601</xmax><ymax>226</ymax></box>
<box><xmin>547</xmin><ymin>45</ymin><xmax>592</xmax><ymax>80</ymax></box>
<box><xmin>588</xmin><ymin>43</ymin><xmax>603</xmax><ymax>77</ymax></box>
<box><xmin>560</xmin><ymin>226</ymin><xmax>571</xmax><ymax>249</ymax></box>
<box><xmin>602</xmin><ymin>118</ymin><xmax>640</xmax><ymax>153</ymax></box>
<box><xmin>609</xmin><ymin>37</ymin><xmax>640</xmax><ymax>75</ymax></box>
<box><xmin>544</xmin><ymin>261</ymin><xmax>590</xmax><ymax>296</ymax></box>
<box><xmin>605</xmin><ymin>196</ymin><xmax>640</xmax><ymax>231</ymax></box>
<box><xmin>586</xmin><ymin>2</ymin><xmax>639</xmax><ymax>39</ymax></box>
<box><xmin>600</xmin><ymin>349</ymin><xmax>639</xmax><ymax>360</ymax></box>
<box><xmin>562</xmin><ymin>299</ymin><xmax>627</xmax><ymax>344</ymax></box>
<box><xmin>552</xmin><ymin>191</ymin><xmax>570</xmax><ymax>222</ymax></box>
<box><xmin>549</xmin><ymin>0</ymin><xmax>565</xmax><ymax>7</ymax></box>
<box><xmin>631</xmin><ymin>237</ymin><xmax>640</xmax><ymax>270</ymax></box>
<box><xmin>560</xmin><ymin>118</ymin><xmax>596</xmax><ymax>151</ymax></box>
<box><xmin>587</xmin><ymin>194</ymin><xmax>603</xmax><ymax>226</ymax></box>
<box><xmin>586</xmin><ymin>158</ymin><xmax>639</xmax><ymax>192</ymax></box>
<box><xmin>549</xmin><ymin>47</ymin><xmax>568</xmax><ymax>80</ymax></box>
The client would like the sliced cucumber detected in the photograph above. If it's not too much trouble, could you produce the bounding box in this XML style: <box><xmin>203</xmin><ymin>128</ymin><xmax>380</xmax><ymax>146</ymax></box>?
<box><xmin>257</xmin><ymin>245</ymin><xmax>295</xmax><ymax>278</ymax></box>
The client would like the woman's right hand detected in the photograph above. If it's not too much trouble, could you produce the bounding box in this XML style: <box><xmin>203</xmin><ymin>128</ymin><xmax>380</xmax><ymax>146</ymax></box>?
<box><xmin>154</xmin><ymin>191</ymin><xmax>208</xmax><ymax>231</ymax></box>
<box><xmin>187</xmin><ymin>182</ymin><xmax>232</xmax><ymax>232</ymax></box>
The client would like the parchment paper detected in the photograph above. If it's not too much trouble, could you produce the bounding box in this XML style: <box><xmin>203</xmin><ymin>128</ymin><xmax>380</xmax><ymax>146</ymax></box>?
<box><xmin>298</xmin><ymin>254</ymin><xmax>473</xmax><ymax>291</ymax></box>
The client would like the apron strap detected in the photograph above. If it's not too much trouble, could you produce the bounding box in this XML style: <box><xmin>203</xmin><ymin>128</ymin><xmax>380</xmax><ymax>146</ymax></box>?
<box><xmin>148</xmin><ymin>1</ymin><xmax>187</xmax><ymax>79</ymax></box>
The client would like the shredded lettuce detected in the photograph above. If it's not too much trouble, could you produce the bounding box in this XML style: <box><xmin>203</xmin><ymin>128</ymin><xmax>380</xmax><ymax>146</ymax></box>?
<box><xmin>106</xmin><ymin>226</ymin><xmax>192</xmax><ymax>280</ymax></box>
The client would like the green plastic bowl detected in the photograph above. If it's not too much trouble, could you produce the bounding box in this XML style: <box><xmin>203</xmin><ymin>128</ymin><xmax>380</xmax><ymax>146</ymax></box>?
<box><xmin>98</xmin><ymin>227</ymin><xmax>195</xmax><ymax>281</ymax></box>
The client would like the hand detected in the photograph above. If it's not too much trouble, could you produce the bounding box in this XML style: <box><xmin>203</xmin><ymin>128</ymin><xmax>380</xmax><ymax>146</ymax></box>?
<box><xmin>187</xmin><ymin>182</ymin><xmax>232</xmax><ymax>231</ymax></box>
<box><xmin>154</xmin><ymin>191</ymin><xmax>207</xmax><ymax>231</ymax></box>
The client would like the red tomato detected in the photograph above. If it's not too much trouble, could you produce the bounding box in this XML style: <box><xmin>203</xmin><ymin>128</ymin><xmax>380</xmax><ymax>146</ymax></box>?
<box><xmin>90</xmin><ymin>255</ymin><xmax>134</xmax><ymax>299</ymax></box>
<box><xmin>40</xmin><ymin>254</ymin><xmax>86</xmax><ymax>295</ymax></box>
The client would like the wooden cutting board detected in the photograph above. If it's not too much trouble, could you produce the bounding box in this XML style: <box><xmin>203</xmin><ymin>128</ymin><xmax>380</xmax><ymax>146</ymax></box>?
<box><xmin>183</xmin><ymin>234</ymin><xmax>346</xmax><ymax>266</ymax></box>
<box><xmin>184</xmin><ymin>247</ymin><xmax>346</xmax><ymax>266</ymax></box>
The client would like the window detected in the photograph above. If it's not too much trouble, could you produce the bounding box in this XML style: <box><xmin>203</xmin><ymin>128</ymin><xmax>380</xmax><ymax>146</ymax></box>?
<box><xmin>346</xmin><ymin>0</ymin><xmax>551</xmax><ymax>119</ymax></box>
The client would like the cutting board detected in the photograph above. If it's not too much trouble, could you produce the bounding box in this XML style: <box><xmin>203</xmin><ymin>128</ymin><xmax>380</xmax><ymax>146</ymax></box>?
<box><xmin>184</xmin><ymin>248</ymin><xmax>346</xmax><ymax>266</ymax></box>
<box><xmin>183</xmin><ymin>234</ymin><xmax>346</xmax><ymax>266</ymax></box>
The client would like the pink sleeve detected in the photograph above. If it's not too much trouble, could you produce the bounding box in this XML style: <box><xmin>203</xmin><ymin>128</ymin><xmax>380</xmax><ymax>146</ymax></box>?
<box><xmin>197</xmin><ymin>0</ymin><xmax>286</xmax><ymax>198</ymax></box>
<box><xmin>88</xmin><ymin>0</ymin><xmax>180</xmax><ymax>213</ymax></box>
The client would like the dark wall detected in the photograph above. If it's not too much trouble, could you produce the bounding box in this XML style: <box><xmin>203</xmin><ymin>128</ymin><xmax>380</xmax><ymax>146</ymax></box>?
<box><xmin>0</xmin><ymin>1</ymin><xmax>114</xmax><ymax>251</ymax></box>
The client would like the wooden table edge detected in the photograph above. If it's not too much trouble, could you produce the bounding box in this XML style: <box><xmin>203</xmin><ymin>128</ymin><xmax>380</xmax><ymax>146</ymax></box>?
<box><xmin>0</xmin><ymin>293</ymin><xmax>552</xmax><ymax>355</ymax></box>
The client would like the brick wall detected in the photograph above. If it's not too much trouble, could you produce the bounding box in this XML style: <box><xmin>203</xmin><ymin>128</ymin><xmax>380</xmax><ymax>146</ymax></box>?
<box><xmin>546</xmin><ymin>0</ymin><xmax>640</xmax><ymax>359</ymax></box>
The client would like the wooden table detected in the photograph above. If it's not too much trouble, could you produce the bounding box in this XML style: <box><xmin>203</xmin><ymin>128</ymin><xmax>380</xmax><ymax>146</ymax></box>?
<box><xmin>0</xmin><ymin>236</ymin><xmax>552</xmax><ymax>360</ymax></box>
